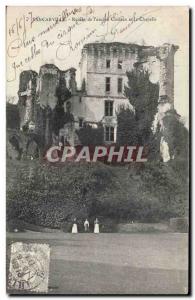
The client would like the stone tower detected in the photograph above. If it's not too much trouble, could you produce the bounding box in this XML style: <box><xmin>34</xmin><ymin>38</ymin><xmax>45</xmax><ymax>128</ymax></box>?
<box><xmin>18</xmin><ymin>70</ymin><xmax>38</xmax><ymax>131</ymax></box>
<box><xmin>78</xmin><ymin>42</ymin><xmax>179</xmax><ymax>146</ymax></box>
<box><xmin>157</xmin><ymin>44</ymin><xmax>179</xmax><ymax>122</ymax></box>
<box><xmin>156</xmin><ymin>44</ymin><xmax>179</xmax><ymax>162</ymax></box>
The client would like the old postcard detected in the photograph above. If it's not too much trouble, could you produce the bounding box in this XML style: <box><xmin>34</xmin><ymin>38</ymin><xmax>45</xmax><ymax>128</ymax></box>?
<box><xmin>6</xmin><ymin>6</ymin><xmax>189</xmax><ymax>294</ymax></box>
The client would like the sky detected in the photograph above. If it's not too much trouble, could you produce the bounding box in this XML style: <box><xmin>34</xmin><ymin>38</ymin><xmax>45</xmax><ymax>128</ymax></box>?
<box><xmin>6</xmin><ymin>6</ymin><xmax>189</xmax><ymax>125</ymax></box>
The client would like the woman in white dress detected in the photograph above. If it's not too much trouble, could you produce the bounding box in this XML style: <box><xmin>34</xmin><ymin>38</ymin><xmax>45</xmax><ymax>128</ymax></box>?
<box><xmin>94</xmin><ymin>218</ymin><xmax>99</xmax><ymax>233</ymax></box>
<box><xmin>72</xmin><ymin>218</ymin><xmax>78</xmax><ymax>233</ymax></box>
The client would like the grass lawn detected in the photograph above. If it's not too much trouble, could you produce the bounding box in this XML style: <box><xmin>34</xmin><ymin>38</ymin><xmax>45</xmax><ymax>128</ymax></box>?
<box><xmin>7</xmin><ymin>232</ymin><xmax>188</xmax><ymax>295</ymax></box>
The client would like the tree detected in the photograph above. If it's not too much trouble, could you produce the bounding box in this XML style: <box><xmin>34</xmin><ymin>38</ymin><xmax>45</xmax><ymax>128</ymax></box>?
<box><xmin>124</xmin><ymin>68</ymin><xmax>159</xmax><ymax>145</ymax></box>
<box><xmin>116</xmin><ymin>107</ymin><xmax>138</xmax><ymax>145</ymax></box>
<box><xmin>6</xmin><ymin>103</ymin><xmax>20</xmax><ymax>129</ymax></box>
<box><xmin>76</xmin><ymin>123</ymin><xmax>104</xmax><ymax>146</ymax></box>
<box><xmin>162</xmin><ymin>110</ymin><xmax>189</xmax><ymax>161</ymax></box>
<box><xmin>117</xmin><ymin>68</ymin><xmax>159</xmax><ymax>159</ymax></box>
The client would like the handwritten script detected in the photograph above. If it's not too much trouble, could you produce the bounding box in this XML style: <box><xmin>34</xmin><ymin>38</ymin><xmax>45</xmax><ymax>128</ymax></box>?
<box><xmin>7</xmin><ymin>7</ymin><xmax>158</xmax><ymax>82</ymax></box>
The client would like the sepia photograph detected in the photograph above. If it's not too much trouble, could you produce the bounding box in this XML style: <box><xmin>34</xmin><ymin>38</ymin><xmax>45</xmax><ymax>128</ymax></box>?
<box><xmin>6</xmin><ymin>6</ymin><xmax>189</xmax><ymax>295</ymax></box>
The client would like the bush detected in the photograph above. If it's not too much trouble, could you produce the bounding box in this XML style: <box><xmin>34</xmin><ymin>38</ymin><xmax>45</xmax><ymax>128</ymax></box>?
<box><xmin>7</xmin><ymin>157</ymin><xmax>189</xmax><ymax>228</ymax></box>
<box><xmin>76</xmin><ymin>124</ymin><xmax>104</xmax><ymax>145</ymax></box>
<box><xmin>7</xmin><ymin>160</ymin><xmax>117</xmax><ymax>228</ymax></box>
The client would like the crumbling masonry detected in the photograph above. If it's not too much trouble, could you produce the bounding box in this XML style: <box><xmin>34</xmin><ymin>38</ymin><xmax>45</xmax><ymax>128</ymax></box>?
<box><xmin>16</xmin><ymin>42</ymin><xmax>178</xmax><ymax>161</ymax></box>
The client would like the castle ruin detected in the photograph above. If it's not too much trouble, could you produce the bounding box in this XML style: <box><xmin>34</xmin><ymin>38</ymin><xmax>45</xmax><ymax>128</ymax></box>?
<box><xmin>14</xmin><ymin>42</ymin><xmax>179</xmax><ymax>161</ymax></box>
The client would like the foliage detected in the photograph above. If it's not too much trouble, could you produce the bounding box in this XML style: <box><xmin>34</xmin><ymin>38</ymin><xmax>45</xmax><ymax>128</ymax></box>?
<box><xmin>116</xmin><ymin>107</ymin><xmax>138</xmax><ymax>145</ymax></box>
<box><xmin>124</xmin><ymin>69</ymin><xmax>159</xmax><ymax>145</ymax></box>
<box><xmin>162</xmin><ymin>110</ymin><xmax>189</xmax><ymax>161</ymax></box>
<box><xmin>116</xmin><ymin>69</ymin><xmax>160</xmax><ymax>159</ymax></box>
<box><xmin>6</xmin><ymin>103</ymin><xmax>20</xmax><ymax>129</ymax></box>
<box><xmin>7</xmin><ymin>158</ymin><xmax>189</xmax><ymax>228</ymax></box>
<box><xmin>76</xmin><ymin>123</ymin><xmax>104</xmax><ymax>146</ymax></box>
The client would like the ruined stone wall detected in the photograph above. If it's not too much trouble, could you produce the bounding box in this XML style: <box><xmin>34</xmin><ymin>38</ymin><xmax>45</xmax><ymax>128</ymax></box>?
<box><xmin>16</xmin><ymin>42</ymin><xmax>179</xmax><ymax>150</ymax></box>
<box><xmin>157</xmin><ymin>44</ymin><xmax>178</xmax><ymax>106</ymax></box>
<box><xmin>80</xmin><ymin>42</ymin><xmax>178</xmax><ymax>102</ymax></box>
<box><xmin>37</xmin><ymin>64</ymin><xmax>77</xmax><ymax>109</ymax></box>
<box><xmin>79</xmin><ymin>96</ymin><xmax>130</xmax><ymax>122</ymax></box>
<box><xmin>156</xmin><ymin>44</ymin><xmax>179</xmax><ymax>162</ymax></box>
<box><xmin>37</xmin><ymin>64</ymin><xmax>59</xmax><ymax>109</ymax></box>
<box><xmin>18</xmin><ymin>70</ymin><xmax>38</xmax><ymax>130</ymax></box>
<box><xmin>81</xmin><ymin>43</ymin><xmax>138</xmax><ymax>97</ymax></box>
<box><xmin>17</xmin><ymin>64</ymin><xmax>77</xmax><ymax>147</ymax></box>
<box><xmin>78</xmin><ymin>42</ymin><xmax>178</xmax><ymax>145</ymax></box>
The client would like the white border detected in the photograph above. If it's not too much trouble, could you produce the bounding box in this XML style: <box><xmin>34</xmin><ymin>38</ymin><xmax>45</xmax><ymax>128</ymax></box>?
<box><xmin>1</xmin><ymin>0</ymin><xmax>193</xmax><ymax>299</ymax></box>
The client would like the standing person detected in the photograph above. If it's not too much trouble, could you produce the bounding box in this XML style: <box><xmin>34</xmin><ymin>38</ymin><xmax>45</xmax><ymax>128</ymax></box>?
<box><xmin>72</xmin><ymin>218</ymin><xmax>78</xmax><ymax>233</ymax></box>
<box><xmin>94</xmin><ymin>218</ymin><xmax>100</xmax><ymax>234</ymax></box>
<box><xmin>84</xmin><ymin>219</ymin><xmax>89</xmax><ymax>232</ymax></box>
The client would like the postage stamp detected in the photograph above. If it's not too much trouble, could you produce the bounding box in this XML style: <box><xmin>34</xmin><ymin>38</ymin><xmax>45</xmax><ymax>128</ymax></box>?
<box><xmin>6</xmin><ymin>6</ymin><xmax>189</xmax><ymax>295</ymax></box>
<box><xmin>8</xmin><ymin>242</ymin><xmax>50</xmax><ymax>293</ymax></box>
